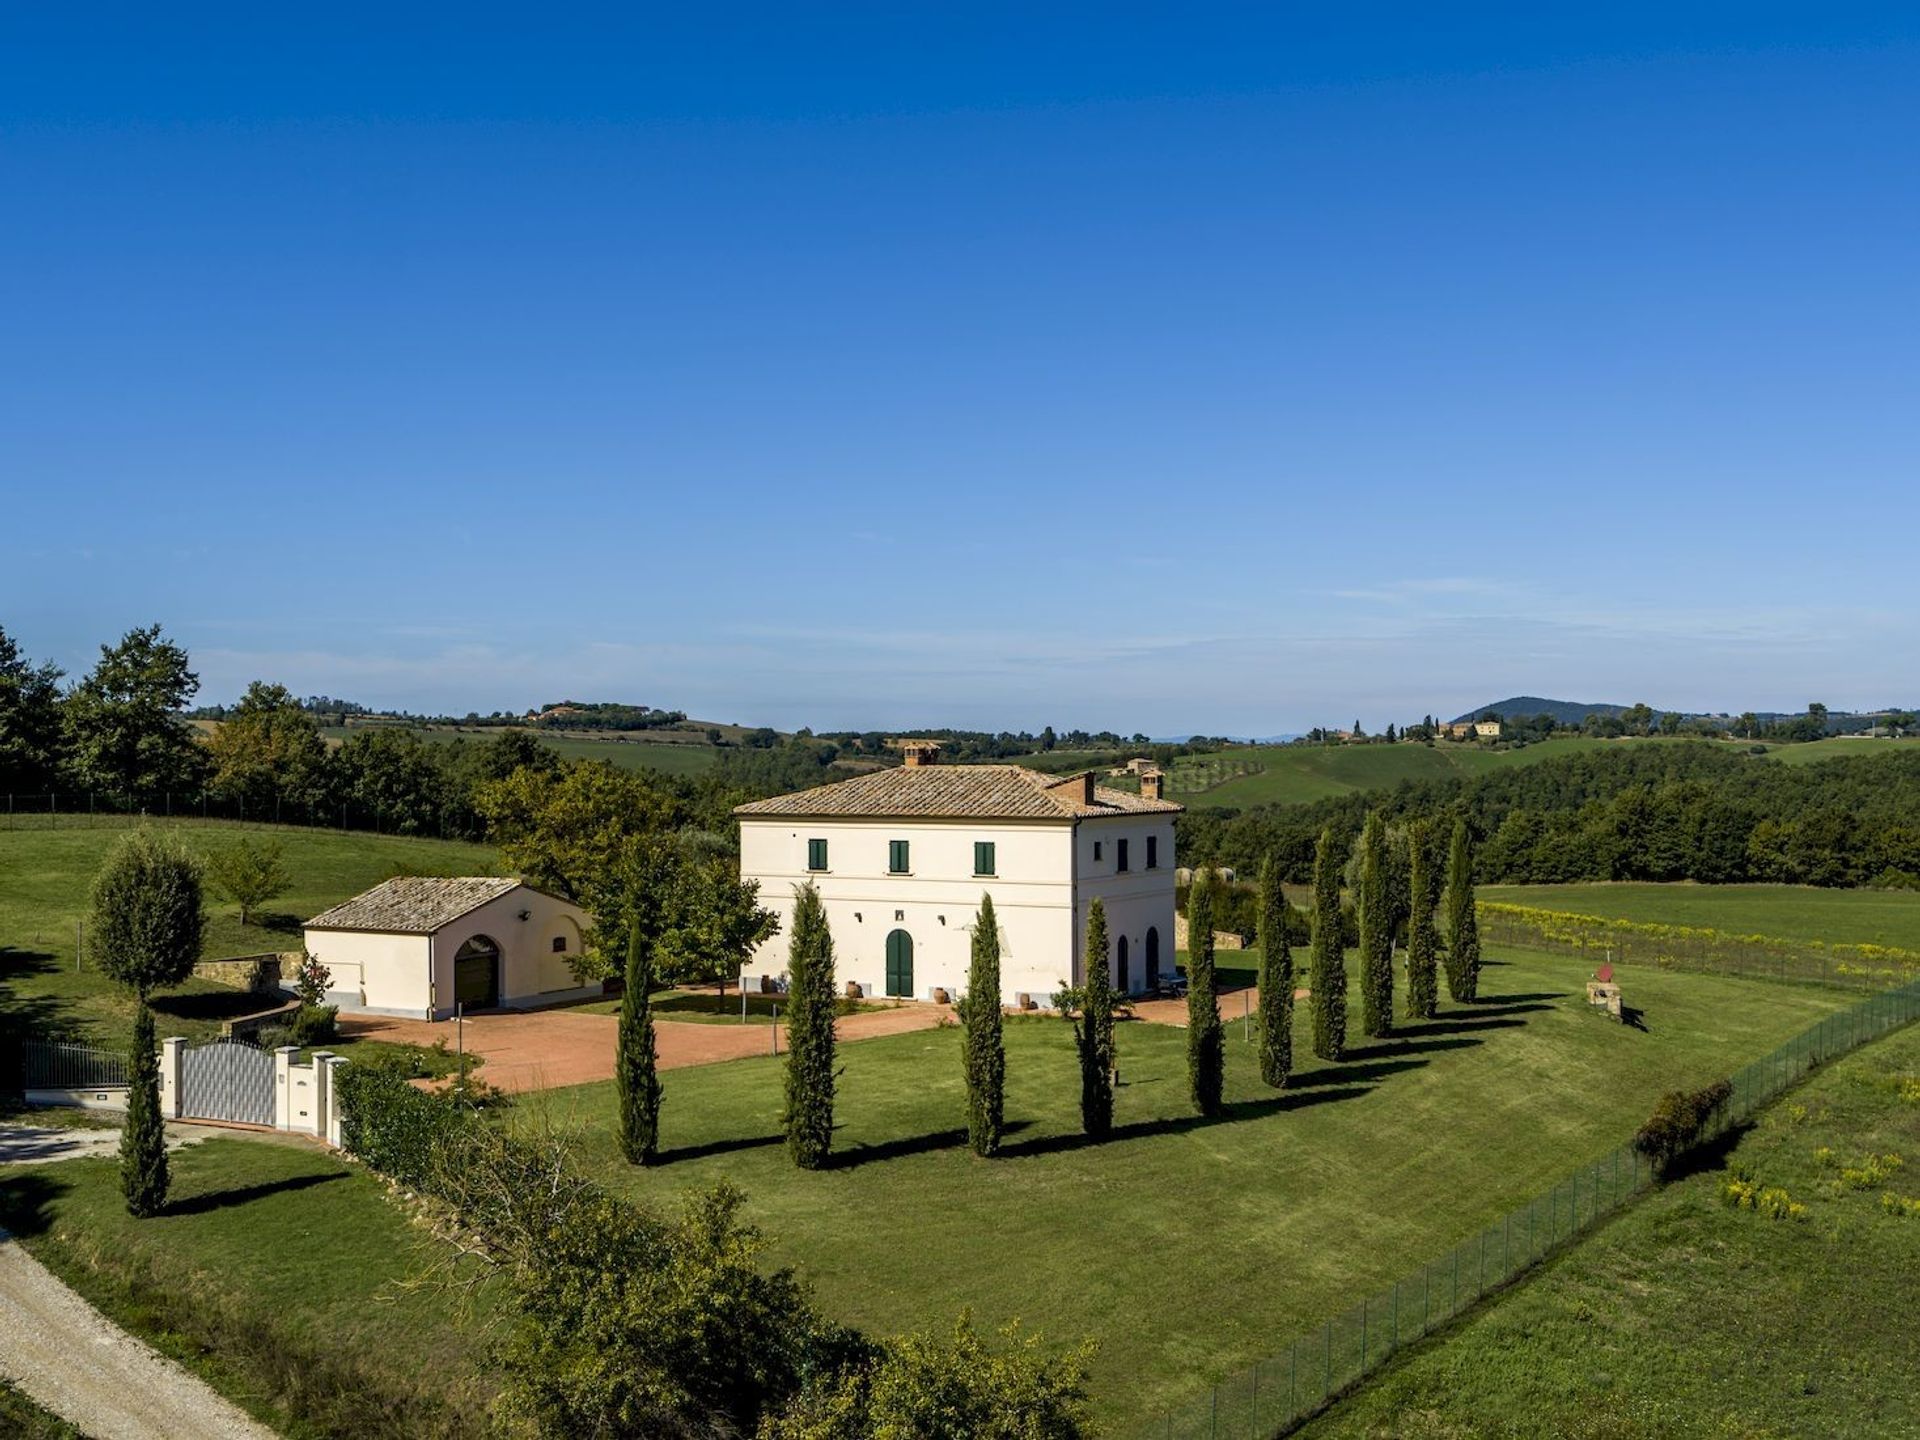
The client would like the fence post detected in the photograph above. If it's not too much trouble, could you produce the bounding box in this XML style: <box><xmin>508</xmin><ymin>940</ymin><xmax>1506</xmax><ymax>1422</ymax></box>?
<box><xmin>159</xmin><ymin>1037</ymin><xmax>185</xmax><ymax>1118</ymax></box>
<box><xmin>273</xmin><ymin>1046</ymin><xmax>297</xmax><ymax>1130</ymax></box>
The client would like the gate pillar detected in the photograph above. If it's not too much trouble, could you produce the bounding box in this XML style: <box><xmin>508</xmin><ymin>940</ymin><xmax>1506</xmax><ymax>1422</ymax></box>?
<box><xmin>160</xmin><ymin>1037</ymin><xmax>185</xmax><ymax>1119</ymax></box>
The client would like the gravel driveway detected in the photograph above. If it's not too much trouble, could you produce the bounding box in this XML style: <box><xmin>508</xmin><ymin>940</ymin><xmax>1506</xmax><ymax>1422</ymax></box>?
<box><xmin>0</xmin><ymin>1225</ymin><xmax>277</xmax><ymax>1440</ymax></box>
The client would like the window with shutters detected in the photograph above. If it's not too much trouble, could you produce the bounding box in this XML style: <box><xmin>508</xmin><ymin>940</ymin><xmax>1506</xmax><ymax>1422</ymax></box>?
<box><xmin>1146</xmin><ymin>834</ymin><xmax>1159</xmax><ymax>870</ymax></box>
<box><xmin>1117</xmin><ymin>838</ymin><xmax>1130</xmax><ymax>873</ymax></box>
<box><xmin>889</xmin><ymin>839</ymin><xmax>911</xmax><ymax>874</ymax></box>
<box><xmin>807</xmin><ymin>838</ymin><xmax>828</xmax><ymax>872</ymax></box>
<box><xmin>974</xmin><ymin>841</ymin><xmax>996</xmax><ymax>876</ymax></box>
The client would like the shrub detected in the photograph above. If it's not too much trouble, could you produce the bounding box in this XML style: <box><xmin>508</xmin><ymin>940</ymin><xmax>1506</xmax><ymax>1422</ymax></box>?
<box><xmin>1308</xmin><ymin>827</ymin><xmax>1347</xmax><ymax>1061</ymax></box>
<box><xmin>1255</xmin><ymin>853</ymin><xmax>1292</xmax><ymax>1087</ymax></box>
<box><xmin>90</xmin><ymin>830</ymin><xmax>206</xmax><ymax>998</ymax></box>
<box><xmin>288</xmin><ymin>1003</ymin><xmax>338</xmax><ymax>1047</ymax></box>
<box><xmin>617</xmin><ymin>919</ymin><xmax>662</xmax><ymax>1165</ymax></box>
<box><xmin>1633</xmin><ymin>1078</ymin><xmax>1733</xmax><ymax>1176</ymax></box>
<box><xmin>1075</xmin><ymin>901</ymin><xmax>1116</xmax><ymax>1137</ymax></box>
<box><xmin>292</xmin><ymin>949</ymin><xmax>332</xmax><ymax>1006</ymax></box>
<box><xmin>335</xmin><ymin>1064</ymin><xmax>470</xmax><ymax>1188</ymax></box>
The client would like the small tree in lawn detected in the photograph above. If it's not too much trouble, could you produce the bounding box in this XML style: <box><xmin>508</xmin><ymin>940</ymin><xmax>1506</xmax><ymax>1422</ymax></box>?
<box><xmin>961</xmin><ymin>893</ymin><xmax>1006</xmax><ymax>1156</ymax></box>
<box><xmin>1357</xmin><ymin>812</ymin><xmax>1393</xmax><ymax>1038</ymax></box>
<box><xmin>782</xmin><ymin>883</ymin><xmax>837</xmax><ymax>1169</ymax></box>
<box><xmin>1255</xmin><ymin>853</ymin><xmax>1292</xmax><ymax>1087</ymax></box>
<box><xmin>1074</xmin><ymin>899</ymin><xmax>1116</xmax><ymax>1137</ymax></box>
<box><xmin>90</xmin><ymin>830</ymin><xmax>206</xmax><ymax>999</ymax></box>
<box><xmin>1445</xmin><ymin>818</ymin><xmax>1482</xmax><ymax>1002</ymax></box>
<box><xmin>1186</xmin><ymin>871</ymin><xmax>1225</xmax><ymax>1116</ymax></box>
<box><xmin>616</xmin><ymin>919</ymin><xmax>662</xmax><ymax>1165</ymax></box>
<box><xmin>120</xmin><ymin>1000</ymin><xmax>168</xmax><ymax>1217</ymax></box>
<box><xmin>1405</xmin><ymin>819</ymin><xmax>1439</xmax><ymax>1020</ymax></box>
<box><xmin>203</xmin><ymin>836</ymin><xmax>290</xmax><ymax>926</ymax></box>
<box><xmin>1309</xmin><ymin>826</ymin><xmax>1347</xmax><ymax>1061</ymax></box>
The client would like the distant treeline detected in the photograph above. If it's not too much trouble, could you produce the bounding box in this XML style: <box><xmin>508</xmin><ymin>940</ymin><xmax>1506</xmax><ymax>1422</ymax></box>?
<box><xmin>1179</xmin><ymin>743</ymin><xmax>1920</xmax><ymax>890</ymax></box>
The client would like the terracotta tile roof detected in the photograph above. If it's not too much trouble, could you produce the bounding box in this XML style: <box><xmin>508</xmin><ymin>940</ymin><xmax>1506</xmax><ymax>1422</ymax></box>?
<box><xmin>304</xmin><ymin>876</ymin><xmax>522</xmax><ymax>934</ymax></box>
<box><xmin>733</xmin><ymin>765</ymin><xmax>1183</xmax><ymax>821</ymax></box>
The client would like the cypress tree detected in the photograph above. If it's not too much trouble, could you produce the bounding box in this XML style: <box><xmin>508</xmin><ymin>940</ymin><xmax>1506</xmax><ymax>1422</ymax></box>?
<box><xmin>1405</xmin><ymin>819</ymin><xmax>1439</xmax><ymax>1020</ymax></box>
<box><xmin>119</xmin><ymin>1000</ymin><xmax>168</xmax><ymax>1217</ymax></box>
<box><xmin>616</xmin><ymin>918</ymin><xmax>662</xmax><ymax>1165</ymax></box>
<box><xmin>782</xmin><ymin>883</ymin><xmax>837</xmax><ymax>1169</ymax></box>
<box><xmin>1357</xmin><ymin>812</ymin><xmax>1393</xmax><ymax>1038</ymax></box>
<box><xmin>962</xmin><ymin>893</ymin><xmax>1006</xmax><ymax>1156</ymax></box>
<box><xmin>1186</xmin><ymin>871</ymin><xmax>1225</xmax><ymax>1115</ymax></box>
<box><xmin>1445</xmin><ymin>819</ymin><xmax>1482</xmax><ymax>1002</ymax></box>
<box><xmin>1076</xmin><ymin>899</ymin><xmax>1116</xmax><ymax>1136</ymax></box>
<box><xmin>1255</xmin><ymin>853</ymin><xmax>1293</xmax><ymax>1087</ymax></box>
<box><xmin>1309</xmin><ymin>826</ymin><xmax>1347</xmax><ymax>1061</ymax></box>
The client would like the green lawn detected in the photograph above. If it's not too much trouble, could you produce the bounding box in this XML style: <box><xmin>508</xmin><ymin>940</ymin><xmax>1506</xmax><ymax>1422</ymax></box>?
<box><xmin>1299</xmin><ymin>1012</ymin><xmax>1920</xmax><ymax>1439</ymax></box>
<box><xmin>0</xmin><ymin>1382</ymin><xmax>77</xmax><ymax>1440</ymax></box>
<box><xmin>0</xmin><ymin>1137</ymin><xmax>500</xmax><ymax>1438</ymax></box>
<box><xmin>515</xmin><ymin>948</ymin><xmax>1848</xmax><ymax>1429</ymax></box>
<box><xmin>1481</xmin><ymin>882</ymin><xmax>1920</xmax><ymax>952</ymax></box>
<box><xmin>0</xmin><ymin>819</ymin><xmax>497</xmax><ymax>1049</ymax></box>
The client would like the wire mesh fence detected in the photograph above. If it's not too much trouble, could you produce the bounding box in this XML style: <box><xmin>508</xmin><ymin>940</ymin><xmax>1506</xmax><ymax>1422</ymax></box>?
<box><xmin>1132</xmin><ymin>976</ymin><xmax>1920</xmax><ymax>1439</ymax></box>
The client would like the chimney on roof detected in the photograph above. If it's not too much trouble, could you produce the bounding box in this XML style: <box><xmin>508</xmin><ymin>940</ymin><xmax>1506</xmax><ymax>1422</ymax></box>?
<box><xmin>899</xmin><ymin>739</ymin><xmax>942</xmax><ymax>768</ymax></box>
<box><xmin>1140</xmin><ymin>768</ymin><xmax>1165</xmax><ymax>801</ymax></box>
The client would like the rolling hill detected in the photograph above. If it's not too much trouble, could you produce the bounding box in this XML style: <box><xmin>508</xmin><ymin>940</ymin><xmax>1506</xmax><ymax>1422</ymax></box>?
<box><xmin>1450</xmin><ymin>696</ymin><xmax>1634</xmax><ymax>726</ymax></box>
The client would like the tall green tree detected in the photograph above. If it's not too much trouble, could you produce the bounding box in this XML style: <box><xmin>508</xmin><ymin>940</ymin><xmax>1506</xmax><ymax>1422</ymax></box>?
<box><xmin>61</xmin><ymin>624</ymin><xmax>208</xmax><ymax>806</ymax></box>
<box><xmin>1255</xmin><ymin>853</ymin><xmax>1293</xmax><ymax>1086</ymax></box>
<box><xmin>90</xmin><ymin>830</ymin><xmax>206</xmax><ymax>998</ymax></box>
<box><xmin>205</xmin><ymin>680</ymin><xmax>329</xmax><ymax>813</ymax></box>
<box><xmin>616</xmin><ymin>919</ymin><xmax>662</xmax><ymax>1165</ymax></box>
<box><xmin>1074</xmin><ymin>899</ymin><xmax>1116</xmax><ymax>1136</ymax></box>
<box><xmin>782</xmin><ymin>883</ymin><xmax>837</xmax><ymax>1169</ymax></box>
<box><xmin>1357</xmin><ymin>812</ymin><xmax>1393</xmax><ymax>1037</ymax></box>
<box><xmin>1405</xmin><ymin>819</ymin><xmax>1439</xmax><ymax>1019</ymax></box>
<box><xmin>0</xmin><ymin>625</ymin><xmax>63</xmax><ymax>794</ymax></box>
<box><xmin>1186</xmin><ymin>871</ymin><xmax>1225</xmax><ymax>1115</ymax></box>
<box><xmin>1309</xmin><ymin>826</ymin><xmax>1347</xmax><ymax>1061</ymax></box>
<box><xmin>202</xmin><ymin>836</ymin><xmax>290</xmax><ymax>926</ymax></box>
<box><xmin>962</xmin><ymin>893</ymin><xmax>1006</xmax><ymax>1156</ymax></box>
<box><xmin>119</xmin><ymin>1001</ymin><xmax>168</xmax><ymax>1217</ymax></box>
<box><xmin>1445</xmin><ymin>819</ymin><xmax>1481</xmax><ymax>1002</ymax></box>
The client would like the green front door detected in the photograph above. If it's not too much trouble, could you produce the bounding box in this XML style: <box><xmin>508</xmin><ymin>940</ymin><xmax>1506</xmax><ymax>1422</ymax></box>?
<box><xmin>884</xmin><ymin>930</ymin><xmax>914</xmax><ymax>998</ymax></box>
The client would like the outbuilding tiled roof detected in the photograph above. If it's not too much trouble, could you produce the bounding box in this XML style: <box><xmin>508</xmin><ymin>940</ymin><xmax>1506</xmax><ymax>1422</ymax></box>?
<box><xmin>733</xmin><ymin>765</ymin><xmax>1183</xmax><ymax>821</ymax></box>
<box><xmin>304</xmin><ymin>876</ymin><xmax>522</xmax><ymax>934</ymax></box>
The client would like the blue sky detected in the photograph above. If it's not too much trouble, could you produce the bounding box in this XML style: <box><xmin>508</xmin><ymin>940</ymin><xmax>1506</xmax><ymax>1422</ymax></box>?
<box><xmin>3</xmin><ymin>6</ymin><xmax>1915</xmax><ymax>734</ymax></box>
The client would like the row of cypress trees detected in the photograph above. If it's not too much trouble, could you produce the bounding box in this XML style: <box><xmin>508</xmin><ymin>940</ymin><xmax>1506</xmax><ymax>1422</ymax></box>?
<box><xmin>612</xmin><ymin>824</ymin><xmax>1484</xmax><ymax>1166</ymax></box>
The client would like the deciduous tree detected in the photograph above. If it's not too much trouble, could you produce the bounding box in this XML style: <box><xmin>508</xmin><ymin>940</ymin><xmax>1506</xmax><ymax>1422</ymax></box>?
<box><xmin>782</xmin><ymin>884</ymin><xmax>837</xmax><ymax>1169</ymax></box>
<box><xmin>61</xmin><ymin>625</ymin><xmax>207</xmax><ymax>805</ymax></box>
<box><xmin>962</xmin><ymin>893</ymin><xmax>1006</xmax><ymax>1156</ymax></box>
<box><xmin>1309</xmin><ymin>827</ymin><xmax>1347</xmax><ymax>1060</ymax></box>
<box><xmin>203</xmin><ymin>836</ymin><xmax>290</xmax><ymax>926</ymax></box>
<box><xmin>0</xmin><ymin>625</ymin><xmax>63</xmax><ymax>794</ymax></box>
<box><xmin>205</xmin><ymin>680</ymin><xmax>328</xmax><ymax>813</ymax></box>
<box><xmin>1445</xmin><ymin>819</ymin><xmax>1481</xmax><ymax>1002</ymax></box>
<box><xmin>90</xmin><ymin>830</ymin><xmax>205</xmax><ymax>997</ymax></box>
<box><xmin>1255</xmin><ymin>853</ymin><xmax>1292</xmax><ymax>1086</ymax></box>
<box><xmin>1186</xmin><ymin>871</ymin><xmax>1225</xmax><ymax>1115</ymax></box>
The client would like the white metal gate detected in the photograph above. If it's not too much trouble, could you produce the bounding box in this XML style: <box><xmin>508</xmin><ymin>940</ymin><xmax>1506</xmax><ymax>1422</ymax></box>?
<box><xmin>179</xmin><ymin>1038</ymin><xmax>275</xmax><ymax>1126</ymax></box>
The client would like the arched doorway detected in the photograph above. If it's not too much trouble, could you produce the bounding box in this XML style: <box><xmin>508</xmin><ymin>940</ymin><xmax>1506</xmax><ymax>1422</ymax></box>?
<box><xmin>453</xmin><ymin>935</ymin><xmax>501</xmax><ymax>1009</ymax></box>
<box><xmin>1117</xmin><ymin>935</ymin><xmax>1130</xmax><ymax>994</ymax></box>
<box><xmin>1145</xmin><ymin>926</ymin><xmax>1161</xmax><ymax>990</ymax></box>
<box><xmin>884</xmin><ymin>929</ymin><xmax>914</xmax><ymax>998</ymax></box>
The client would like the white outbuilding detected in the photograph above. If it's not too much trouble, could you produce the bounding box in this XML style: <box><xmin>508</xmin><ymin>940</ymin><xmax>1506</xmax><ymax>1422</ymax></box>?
<box><xmin>302</xmin><ymin>876</ymin><xmax>597</xmax><ymax>1019</ymax></box>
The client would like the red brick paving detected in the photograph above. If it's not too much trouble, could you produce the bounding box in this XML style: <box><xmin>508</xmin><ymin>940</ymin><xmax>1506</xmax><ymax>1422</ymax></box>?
<box><xmin>338</xmin><ymin>1000</ymin><xmax>955</xmax><ymax>1094</ymax></box>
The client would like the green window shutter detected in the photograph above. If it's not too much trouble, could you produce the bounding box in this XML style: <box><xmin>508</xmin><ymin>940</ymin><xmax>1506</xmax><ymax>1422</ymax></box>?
<box><xmin>975</xmin><ymin>841</ymin><xmax>995</xmax><ymax>876</ymax></box>
<box><xmin>890</xmin><ymin>840</ymin><xmax>909</xmax><ymax>873</ymax></box>
<box><xmin>808</xmin><ymin>838</ymin><xmax>828</xmax><ymax>871</ymax></box>
<box><xmin>1117</xmin><ymin>838</ymin><xmax>1130</xmax><ymax>873</ymax></box>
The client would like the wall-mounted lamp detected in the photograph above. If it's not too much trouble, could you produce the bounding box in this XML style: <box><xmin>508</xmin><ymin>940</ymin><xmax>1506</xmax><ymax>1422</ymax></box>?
<box><xmin>938</xmin><ymin>915</ymin><xmax>947</xmax><ymax>925</ymax></box>
<box><xmin>517</xmin><ymin>909</ymin><xmax>531</xmax><ymax>922</ymax></box>
<box><xmin>895</xmin><ymin>910</ymin><xmax>904</xmax><ymax>922</ymax></box>
<box><xmin>853</xmin><ymin>912</ymin><xmax>863</xmax><ymax>922</ymax></box>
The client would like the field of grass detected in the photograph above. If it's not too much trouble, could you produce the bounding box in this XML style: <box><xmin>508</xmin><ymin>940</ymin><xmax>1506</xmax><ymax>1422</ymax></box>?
<box><xmin>1760</xmin><ymin>733</ymin><xmax>1920</xmax><ymax>766</ymax></box>
<box><xmin>1481</xmin><ymin>882</ymin><xmax>1920</xmax><ymax>953</ymax></box>
<box><xmin>516</xmin><ymin>947</ymin><xmax>1846</xmax><ymax>1428</ymax></box>
<box><xmin>1300</xmin><ymin>1012</ymin><xmax>1920</xmax><ymax>1439</ymax></box>
<box><xmin>0</xmin><ymin>1138</ymin><xmax>499</xmax><ymax>1437</ymax></box>
<box><xmin>0</xmin><ymin>1382</ymin><xmax>77</xmax><ymax>1440</ymax></box>
<box><xmin>0</xmin><ymin>819</ymin><xmax>497</xmax><ymax>1049</ymax></box>
<box><xmin>318</xmin><ymin>722</ymin><xmax>722</xmax><ymax>776</ymax></box>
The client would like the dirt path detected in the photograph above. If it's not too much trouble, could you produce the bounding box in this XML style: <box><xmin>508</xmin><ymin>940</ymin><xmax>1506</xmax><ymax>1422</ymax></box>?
<box><xmin>0</xmin><ymin>1122</ymin><xmax>209</xmax><ymax>1168</ymax></box>
<box><xmin>0</xmin><ymin>1226</ymin><xmax>276</xmax><ymax>1440</ymax></box>
<box><xmin>340</xmin><ymin>1001</ymin><xmax>955</xmax><ymax>1093</ymax></box>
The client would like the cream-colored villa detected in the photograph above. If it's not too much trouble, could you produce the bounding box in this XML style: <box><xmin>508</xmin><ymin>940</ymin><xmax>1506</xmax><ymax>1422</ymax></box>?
<box><xmin>302</xmin><ymin>876</ymin><xmax>596</xmax><ymax>1018</ymax></box>
<box><xmin>735</xmin><ymin>742</ymin><xmax>1181</xmax><ymax>1006</ymax></box>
